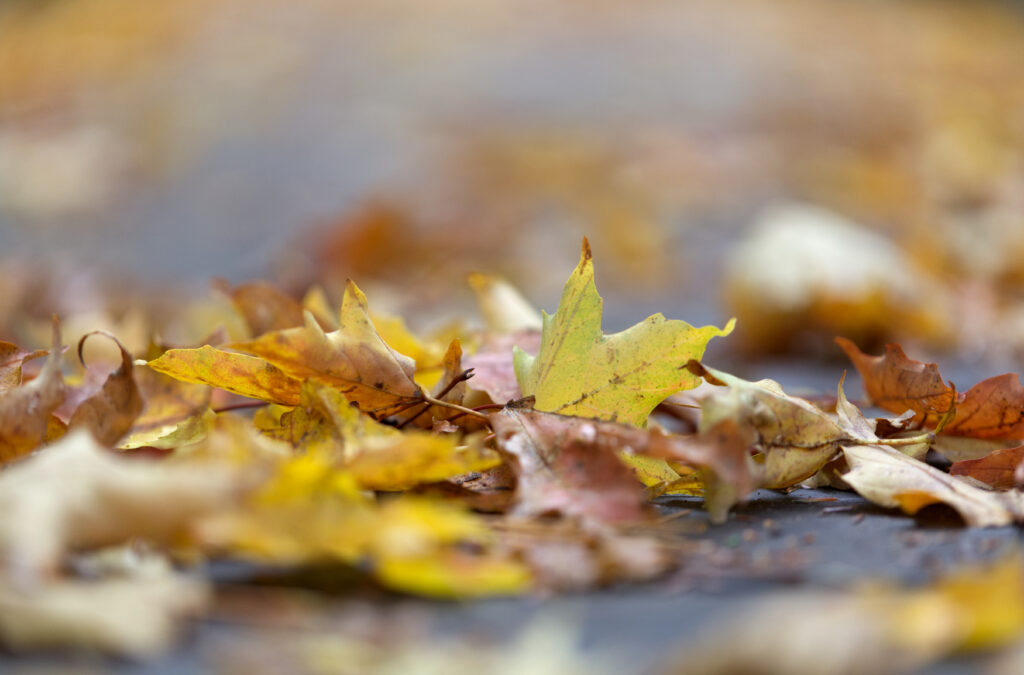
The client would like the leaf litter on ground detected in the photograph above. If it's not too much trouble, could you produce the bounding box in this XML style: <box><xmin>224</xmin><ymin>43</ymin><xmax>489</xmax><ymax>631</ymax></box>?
<box><xmin>7</xmin><ymin>240</ymin><xmax>1024</xmax><ymax>665</ymax></box>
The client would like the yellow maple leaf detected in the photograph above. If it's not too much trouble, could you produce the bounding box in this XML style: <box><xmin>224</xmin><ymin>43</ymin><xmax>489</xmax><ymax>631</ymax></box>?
<box><xmin>513</xmin><ymin>239</ymin><xmax>734</xmax><ymax>427</ymax></box>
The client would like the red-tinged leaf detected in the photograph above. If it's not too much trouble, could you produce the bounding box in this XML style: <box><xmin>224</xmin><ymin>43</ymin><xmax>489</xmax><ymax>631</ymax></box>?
<box><xmin>464</xmin><ymin>331</ymin><xmax>541</xmax><ymax>404</ymax></box>
<box><xmin>950</xmin><ymin>445</ymin><xmax>1024</xmax><ymax>490</ymax></box>
<box><xmin>489</xmin><ymin>407</ymin><xmax>653</xmax><ymax>525</ymax></box>
<box><xmin>944</xmin><ymin>374</ymin><xmax>1024</xmax><ymax>441</ymax></box>
<box><xmin>836</xmin><ymin>337</ymin><xmax>955</xmax><ymax>420</ymax></box>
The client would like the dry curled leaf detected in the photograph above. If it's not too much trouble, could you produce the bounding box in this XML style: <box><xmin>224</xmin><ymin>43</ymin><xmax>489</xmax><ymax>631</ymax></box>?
<box><xmin>489</xmin><ymin>407</ymin><xmax>653</xmax><ymax>525</ymax></box>
<box><xmin>68</xmin><ymin>331</ymin><xmax>143</xmax><ymax>446</ymax></box>
<box><xmin>841</xmin><ymin>444</ymin><xmax>1024</xmax><ymax>527</ymax></box>
<box><xmin>836</xmin><ymin>337</ymin><xmax>955</xmax><ymax>421</ymax></box>
<box><xmin>0</xmin><ymin>321</ymin><xmax>65</xmax><ymax>464</ymax></box>
<box><xmin>231</xmin><ymin>281</ymin><xmax>424</xmax><ymax>419</ymax></box>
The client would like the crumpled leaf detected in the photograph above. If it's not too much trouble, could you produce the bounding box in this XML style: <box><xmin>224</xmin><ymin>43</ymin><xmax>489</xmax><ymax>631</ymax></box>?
<box><xmin>840</xmin><ymin>337</ymin><xmax>1024</xmax><ymax>441</ymax></box>
<box><xmin>147</xmin><ymin>345</ymin><xmax>302</xmax><ymax>405</ymax></box>
<box><xmin>689</xmin><ymin>362</ymin><xmax>850</xmax><ymax>489</ymax></box>
<box><xmin>0</xmin><ymin>430</ymin><xmax>247</xmax><ymax>583</ymax></box>
<box><xmin>465</xmin><ymin>331</ymin><xmax>541</xmax><ymax>404</ymax></box>
<box><xmin>67</xmin><ymin>331</ymin><xmax>143</xmax><ymax>446</ymax></box>
<box><xmin>231</xmin><ymin>280</ymin><xmax>424</xmax><ymax>419</ymax></box>
<box><xmin>950</xmin><ymin>445</ymin><xmax>1024</xmax><ymax>490</ymax></box>
<box><xmin>119</xmin><ymin>367</ymin><xmax>212</xmax><ymax>449</ymax></box>
<box><xmin>514</xmin><ymin>239</ymin><xmax>734</xmax><ymax>427</ymax></box>
<box><xmin>257</xmin><ymin>380</ymin><xmax>499</xmax><ymax>490</ymax></box>
<box><xmin>0</xmin><ymin>321</ymin><xmax>65</xmax><ymax>464</ymax></box>
<box><xmin>0</xmin><ymin>552</ymin><xmax>208</xmax><ymax>658</ymax></box>
<box><xmin>836</xmin><ymin>337</ymin><xmax>955</xmax><ymax>421</ymax></box>
<box><xmin>489</xmin><ymin>407</ymin><xmax>653</xmax><ymax>524</ymax></box>
<box><xmin>0</xmin><ymin>341</ymin><xmax>47</xmax><ymax>394</ymax></box>
<box><xmin>841</xmin><ymin>444</ymin><xmax>1024</xmax><ymax>527</ymax></box>
<box><xmin>370</xmin><ymin>311</ymin><xmax>448</xmax><ymax>389</ymax></box>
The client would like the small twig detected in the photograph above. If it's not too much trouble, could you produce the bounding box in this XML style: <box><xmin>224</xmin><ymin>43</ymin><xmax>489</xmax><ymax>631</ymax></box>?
<box><xmin>420</xmin><ymin>393</ymin><xmax>490</xmax><ymax>421</ymax></box>
<box><xmin>395</xmin><ymin>369</ymin><xmax>477</xmax><ymax>429</ymax></box>
<box><xmin>472</xmin><ymin>403</ymin><xmax>506</xmax><ymax>412</ymax></box>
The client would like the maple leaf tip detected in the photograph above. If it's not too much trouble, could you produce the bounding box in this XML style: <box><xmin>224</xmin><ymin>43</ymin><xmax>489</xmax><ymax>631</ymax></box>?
<box><xmin>580</xmin><ymin>237</ymin><xmax>592</xmax><ymax>262</ymax></box>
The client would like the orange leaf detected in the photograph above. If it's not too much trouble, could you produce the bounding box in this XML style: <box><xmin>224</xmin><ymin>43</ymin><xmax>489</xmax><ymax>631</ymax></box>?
<box><xmin>836</xmin><ymin>337</ymin><xmax>955</xmax><ymax>420</ymax></box>
<box><xmin>950</xmin><ymin>445</ymin><xmax>1024</xmax><ymax>490</ymax></box>
<box><xmin>944</xmin><ymin>374</ymin><xmax>1024</xmax><ymax>440</ymax></box>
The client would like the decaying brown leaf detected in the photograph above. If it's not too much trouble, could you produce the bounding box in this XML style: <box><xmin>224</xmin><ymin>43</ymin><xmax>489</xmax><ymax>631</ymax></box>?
<box><xmin>67</xmin><ymin>331</ymin><xmax>143</xmax><ymax>446</ymax></box>
<box><xmin>835</xmin><ymin>337</ymin><xmax>955</xmax><ymax>421</ymax></box>
<box><xmin>0</xmin><ymin>322</ymin><xmax>65</xmax><ymax>464</ymax></box>
<box><xmin>490</xmin><ymin>407</ymin><xmax>652</xmax><ymax>525</ymax></box>
<box><xmin>950</xmin><ymin>445</ymin><xmax>1024</xmax><ymax>490</ymax></box>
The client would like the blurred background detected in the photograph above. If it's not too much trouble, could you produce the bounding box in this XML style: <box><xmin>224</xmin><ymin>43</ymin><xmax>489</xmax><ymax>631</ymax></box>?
<box><xmin>3</xmin><ymin>0</ymin><xmax>1024</xmax><ymax>374</ymax></box>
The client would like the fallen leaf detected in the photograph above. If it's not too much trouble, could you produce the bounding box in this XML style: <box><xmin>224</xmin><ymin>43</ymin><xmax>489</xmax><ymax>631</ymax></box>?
<box><xmin>841</xmin><ymin>443</ymin><xmax>1024</xmax><ymax>527</ymax></box>
<box><xmin>119</xmin><ymin>366</ymin><xmax>212</xmax><ymax>448</ymax></box>
<box><xmin>0</xmin><ymin>321</ymin><xmax>65</xmax><ymax>464</ymax></box>
<box><xmin>514</xmin><ymin>239</ymin><xmax>734</xmax><ymax>427</ymax></box>
<box><xmin>489</xmin><ymin>407</ymin><xmax>653</xmax><ymax>524</ymax></box>
<box><xmin>0</xmin><ymin>430</ymin><xmax>246</xmax><ymax>583</ymax></box>
<box><xmin>0</xmin><ymin>341</ymin><xmax>47</xmax><ymax>394</ymax></box>
<box><xmin>689</xmin><ymin>362</ymin><xmax>849</xmax><ymax>489</ymax></box>
<box><xmin>147</xmin><ymin>345</ymin><xmax>303</xmax><ymax>405</ymax></box>
<box><xmin>464</xmin><ymin>331</ymin><xmax>541</xmax><ymax>404</ymax></box>
<box><xmin>840</xmin><ymin>338</ymin><xmax>1024</xmax><ymax>441</ymax></box>
<box><xmin>836</xmin><ymin>337</ymin><xmax>956</xmax><ymax>421</ymax></box>
<box><xmin>0</xmin><ymin>552</ymin><xmax>208</xmax><ymax>658</ymax></box>
<box><xmin>944</xmin><ymin>373</ymin><xmax>1024</xmax><ymax>440</ymax></box>
<box><xmin>468</xmin><ymin>271</ymin><xmax>542</xmax><ymax>334</ymax></box>
<box><xmin>231</xmin><ymin>281</ymin><xmax>424</xmax><ymax>419</ymax></box>
<box><xmin>257</xmin><ymin>380</ymin><xmax>499</xmax><ymax>490</ymax></box>
<box><xmin>949</xmin><ymin>445</ymin><xmax>1024</xmax><ymax>490</ymax></box>
<box><xmin>663</xmin><ymin>554</ymin><xmax>1024</xmax><ymax>675</ymax></box>
<box><xmin>67</xmin><ymin>331</ymin><xmax>143</xmax><ymax>446</ymax></box>
<box><xmin>215</xmin><ymin>279</ymin><xmax>306</xmax><ymax>337</ymax></box>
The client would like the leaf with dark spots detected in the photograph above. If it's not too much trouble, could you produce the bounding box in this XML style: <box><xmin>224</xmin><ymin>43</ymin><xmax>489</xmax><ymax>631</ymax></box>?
<box><xmin>68</xmin><ymin>332</ymin><xmax>143</xmax><ymax>446</ymax></box>
<box><xmin>489</xmin><ymin>408</ymin><xmax>654</xmax><ymax>525</ymax></box>
<box><xmin>950</xmin><ymin>445</ymin><xmax>1024</xmax><ymax>490</ymax></box>
<box><xmin>513</xmin><ymin>239</ymin><xmax>734</xmax><ymax>427</ymax></box>
<box><xmin>0</xmin><ymin>321</ymin><xmax>65</xmax><ymax>464</ymax></box>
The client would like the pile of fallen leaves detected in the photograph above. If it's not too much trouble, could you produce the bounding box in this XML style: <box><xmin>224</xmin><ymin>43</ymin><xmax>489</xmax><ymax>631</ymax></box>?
<box><xmin>5</xmin><ymin>239</ymin><xmax>1024</xmax><ymax>661</ymax></box>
